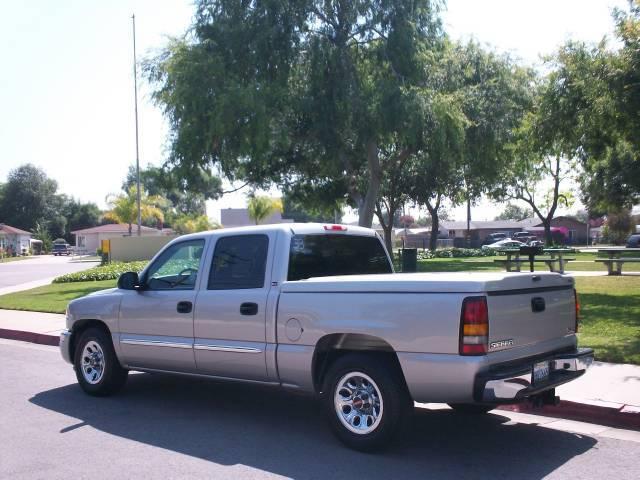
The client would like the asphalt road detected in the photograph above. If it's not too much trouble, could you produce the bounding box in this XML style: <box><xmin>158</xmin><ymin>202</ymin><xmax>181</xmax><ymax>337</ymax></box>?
<box><xmin>1</xmin><ymin>339</ymin><xmax>639</xmax><ymax>480</ymax></box>
<box><xmin>0</xmin><ymin>255</ymin><xmax>98</xmax><ymax>289</ymax></box>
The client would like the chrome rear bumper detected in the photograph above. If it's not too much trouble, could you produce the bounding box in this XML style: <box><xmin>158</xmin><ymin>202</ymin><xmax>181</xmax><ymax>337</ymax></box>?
<box><xmin>477</xmin><ymin>347</ymin><xmax>594</xmax><ymax>403</ymax></box>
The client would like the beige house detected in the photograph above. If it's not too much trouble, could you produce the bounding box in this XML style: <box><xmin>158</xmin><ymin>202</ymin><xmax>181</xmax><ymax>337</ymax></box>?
<box><xmin>71</xmin><ymin>224</ymin><xmax>165</xmax><ymax>254</ymax></box>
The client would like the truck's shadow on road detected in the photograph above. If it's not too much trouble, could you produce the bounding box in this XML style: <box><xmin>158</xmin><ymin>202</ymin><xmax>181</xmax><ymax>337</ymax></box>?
<box><xmin>31</xmin><ymin>372</ymin><xmax>596</xmax><ymax>479</ymax></box>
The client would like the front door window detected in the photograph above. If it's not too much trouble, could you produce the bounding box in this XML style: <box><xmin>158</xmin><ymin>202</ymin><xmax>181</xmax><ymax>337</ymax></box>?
<box><xmin>145</xmin><ymin>240</ymin><xmax>205</xmax><ymax>290</ymax></box>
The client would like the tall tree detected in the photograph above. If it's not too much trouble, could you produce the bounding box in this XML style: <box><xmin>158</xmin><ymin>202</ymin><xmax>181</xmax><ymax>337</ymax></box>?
<box><xmin>123</xmin><ymin>165</ymin><xmax>222</xmax><ymax>218</ymax></box>
<box><xmin>247</xmin><ymin>195</ymin><xmax>283</xmax><ymax>225</ymax></box>
<box><xmin>494</xmin><ymin>203</ymin><xmax>532</xmax><ymax>221</ymax></box>
<box><xmin>548</xmin><ymin>2</ymin><xmax>640</xmax><ymax>211</ymax></box>
<box><xmin>172</xmin><ymin>214</ymin><xmax>219</xmax><ymax>234</ymax></box>
<box><xmin>0</xmin><ymin>164</ymin><xmax>58</xmax><ymax>232</ymax></box>
<box><xmin>494</xmin><ymin>79</ymin><xmax>578</xmax><ymax>244</ymax></box>
<box><xmin>145</xmin><ymin>0</ymin><xmax>445</xmax><ymax>228</ymax></box>
<box><xmin>103</xmin><ymin>186</ymin><xmax>165</xmax><ymax>235</ymax></box>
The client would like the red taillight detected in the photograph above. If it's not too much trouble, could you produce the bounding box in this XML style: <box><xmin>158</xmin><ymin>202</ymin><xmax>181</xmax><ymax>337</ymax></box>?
<box><xmin>323</xmin><ymin>225</ymin><xmax>347</xmax><ymax>231</ymax></box>
<box><xmin>460</xmin><ymin>296</ymin><xmax>489</xmax><ymax>356</ymax></box>
<box><xmin>573</xmin><ymin>288</ymin><xmax>580</xmax><ymax>333</ymax></box>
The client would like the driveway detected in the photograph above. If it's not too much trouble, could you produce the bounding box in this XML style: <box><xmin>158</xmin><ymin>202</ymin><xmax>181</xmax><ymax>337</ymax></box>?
<box><xmin>0</xmin><ymin>255</ymin><xmax>98</xmax><ymax>290</ymax></box>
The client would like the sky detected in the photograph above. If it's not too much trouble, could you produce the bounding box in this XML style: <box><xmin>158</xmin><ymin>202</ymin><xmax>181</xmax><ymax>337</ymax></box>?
<box><xmin>0</xmin><ymin>0</ymin><xmax>630</xmax><ymax>223</ymax></box>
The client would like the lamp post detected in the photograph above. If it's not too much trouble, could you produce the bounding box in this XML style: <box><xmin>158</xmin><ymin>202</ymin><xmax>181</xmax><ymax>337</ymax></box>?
<box><xmin>132</xmin><ymin>14</ymin><xmax>142</xmax><ymax>236</ymax></box>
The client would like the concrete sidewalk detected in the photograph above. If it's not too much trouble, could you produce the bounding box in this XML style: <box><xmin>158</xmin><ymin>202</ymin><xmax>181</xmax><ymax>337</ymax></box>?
<box><xmin>0</xmin><ymin>307</ymin><xmax>638</xmax><ymax>429</ymax></box>
<box><xmin>0</xmin><ymin>309</ymin><xmax>65</xmax><ymax>346</ymax></box>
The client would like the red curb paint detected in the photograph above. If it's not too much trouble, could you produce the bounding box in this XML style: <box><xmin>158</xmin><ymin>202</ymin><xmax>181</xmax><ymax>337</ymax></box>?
<box><xmin>0</xmin><ymin>328</ymin><xmax>59</xmax><ymax>347</ymax></box>
<box><xmin>498</xmin><ymin>400</ymin><xmax>640</xmax><ymax>431</ymax></box>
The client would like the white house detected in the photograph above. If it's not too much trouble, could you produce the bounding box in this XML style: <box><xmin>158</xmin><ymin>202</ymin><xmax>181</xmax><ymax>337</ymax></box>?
<box><xmin>0</xmin><ymin>223</ymin><xmax>32</xmax><ymax>255</ymax></box>
<box><xmin>71</xmin><ymin>224</ymin><xmax>165</xmax><ymax>254</ymax></box>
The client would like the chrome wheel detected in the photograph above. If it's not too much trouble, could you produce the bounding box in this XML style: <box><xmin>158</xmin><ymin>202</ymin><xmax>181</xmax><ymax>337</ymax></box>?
<box><xmin>81</xmin><ymin>341</ymin><xmax>105</xmax><ymax>385</ymax></box>
<box><xmin>334</xmin><ymin>372</ymin><xmax>384</xmax><ymax>435</ymax></box>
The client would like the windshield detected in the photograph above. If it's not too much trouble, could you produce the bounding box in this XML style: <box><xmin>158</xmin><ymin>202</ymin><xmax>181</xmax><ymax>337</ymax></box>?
<box><xmin>287</xmin><ymin>234</ymin><xmax>392</xmax><ymax>281</ymax></box>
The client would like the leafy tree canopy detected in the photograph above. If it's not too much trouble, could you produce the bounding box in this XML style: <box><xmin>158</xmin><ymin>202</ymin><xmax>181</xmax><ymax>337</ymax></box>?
<box><xmin>145</xmin><ymin>0</ymin><xmax>447</xmax><ymax>227</ymax></box>
<box><xmin>494</xmin><ymin>203</ymin><xmax>532</xmax><ymax>221</ymax></box>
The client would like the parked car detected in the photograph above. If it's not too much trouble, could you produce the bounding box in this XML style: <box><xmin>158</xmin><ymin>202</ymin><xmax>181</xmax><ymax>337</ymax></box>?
<box><xmin>52</xmin><ymin>243</ymin><xmax>72</xmax><ymax>256</ymax></box>
<box><xmin>626</xmin><ymin>234</ymin><xmax>640</xmax><ymax>247</ymax></box>
<box><xmin>527</xmin><ymin>240</ymin><xmax>545</xmax><ymax>248</ymax></box>
<box><xmin>482</xmin><ymin>232</ymin><xmax>508</xmax><ymax>245</ymax></box>
<box><xmin>482</xmin><ymin>238</ymin><xmax>526</xmax><ymax>250</ymax></box>
<box><xmin>512</xmin><ymin>231</ymin><xmax>531</xmax><ymax>240</ymax></box>
<box><xmin>60</xmin><ymin>224</ymin><xmax>593</xmax><ymax>451</ymax></box>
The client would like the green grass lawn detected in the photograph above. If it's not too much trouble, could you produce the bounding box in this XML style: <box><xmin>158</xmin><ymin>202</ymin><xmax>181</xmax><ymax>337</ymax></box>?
<box><xmin>0</xmin><ymin>256</ymin><xmax>35</xmax><ymax>263</ymax></box>
<box><xmin>575</xmin><ymin>276</ymin><xmax>640</xmax><ymax>365</ymax></box>
<box><xmin>0</xmin><ymin>280</ymin><xmax>116</xmax><ymax>314</ymax></box>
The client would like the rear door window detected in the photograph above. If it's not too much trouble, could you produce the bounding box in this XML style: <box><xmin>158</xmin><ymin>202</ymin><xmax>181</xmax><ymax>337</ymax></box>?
<box><xmin>208</xmin><ymin>235</ymin><xmax>269</xmax><ymax>290</ymax></box>
<box><xmin>288</xmin><ymin>234</ymin><xmax>392</xmax><ymax>281</ymax></box>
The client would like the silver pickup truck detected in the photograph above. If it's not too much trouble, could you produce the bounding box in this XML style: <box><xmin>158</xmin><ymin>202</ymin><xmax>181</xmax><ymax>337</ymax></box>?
<box><xmin>60</xmin><ymin>224</ymin><xmax>593</xmax><ymax>451</ymax></box>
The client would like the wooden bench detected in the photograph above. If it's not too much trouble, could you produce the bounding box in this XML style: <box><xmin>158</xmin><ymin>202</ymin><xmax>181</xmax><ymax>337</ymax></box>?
<box><xmin>595</xmin><ymin>258</ymin><xmax>640</xmax><ymax>275</ymax></box>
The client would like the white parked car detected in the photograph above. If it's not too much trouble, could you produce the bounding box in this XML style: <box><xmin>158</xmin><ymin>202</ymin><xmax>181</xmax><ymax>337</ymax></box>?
<box><xmin>482</xmin><ymin>239</ymin><xmax>526</xmax><ymax>250</ymax></box>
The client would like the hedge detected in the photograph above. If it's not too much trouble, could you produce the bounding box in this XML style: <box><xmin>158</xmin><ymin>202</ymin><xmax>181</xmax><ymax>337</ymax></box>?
<box><xmin>416</xmin><ymin>248</ymin><xmax>496</xmax><ymax>260</ymax></box>
<box><xmin>53</xmin><ymin>261</ymin><xmax>148</xmax><ymax>283</ymax></box>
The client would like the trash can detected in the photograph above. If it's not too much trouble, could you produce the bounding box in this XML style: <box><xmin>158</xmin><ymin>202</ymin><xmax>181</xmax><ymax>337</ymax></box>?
<box><xmin>401</xmin><ymin>248</ymin><xmax>418</xmax><ymax>272</ymax></box>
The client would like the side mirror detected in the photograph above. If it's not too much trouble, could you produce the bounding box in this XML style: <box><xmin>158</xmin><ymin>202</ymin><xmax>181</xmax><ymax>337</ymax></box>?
<box><xmin>117</xmin><ymin>271</ymin><xmax>141</xmax><ymax>290</ymax></box>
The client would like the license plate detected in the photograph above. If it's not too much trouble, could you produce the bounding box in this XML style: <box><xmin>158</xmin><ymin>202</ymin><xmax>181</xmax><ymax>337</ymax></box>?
<box><xmin>533</xmin><ymin>361</ymin><xmax>550</xmax><ymax>383</ymax></box>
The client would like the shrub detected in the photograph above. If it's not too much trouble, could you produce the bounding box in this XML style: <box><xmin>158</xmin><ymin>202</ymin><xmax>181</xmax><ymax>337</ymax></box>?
<box><xmin>53</xmin><ymin>261</ymin><xmax>148</xmax><ymax>283</ymax></box>
<box><xmin>417</xmin><ymin>247</ymin><xmax>496</xmax><ymax>260</ymax></box>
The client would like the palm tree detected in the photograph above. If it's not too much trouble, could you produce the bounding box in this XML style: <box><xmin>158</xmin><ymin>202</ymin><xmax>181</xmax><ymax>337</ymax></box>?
<box><xmin>173</xmin><ymin>214</ymin><xmax>220</xmax><ymax>234</ymax></box>
<box><xmin>247</xmin><ymin>195</ymin><xmax>283</xmax><ymax>225</ymax></box>
<box><xmin>104</xmin><ymin>186</ymin><xmax>165</xmax><ymax>235</ymax></box>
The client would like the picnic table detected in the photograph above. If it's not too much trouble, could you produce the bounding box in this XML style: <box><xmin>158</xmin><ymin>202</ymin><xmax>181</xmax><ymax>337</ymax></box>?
<box><xmin>494</xmin><ymin>247</ymin><xmax>575</xmax><ymax>274</ymax></box>
<box><xmin>543</xmin><ymin>248</ymin><xmax>575</xmax><ymax>274</ymax></box>
<box><xmin>595</xmin><ymin>248</ymin><xmax>640</xmax><ymax>275</ymax></box>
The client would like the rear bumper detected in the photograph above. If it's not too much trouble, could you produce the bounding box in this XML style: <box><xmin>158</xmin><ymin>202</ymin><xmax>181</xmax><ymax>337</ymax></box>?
<box><xmin>475</xmin><ymin>347</ymin><xmax>594</xmax><ymax>403</ymax></box>
<box><xmin>60</xmin><ymin>329</ymin><xmax>73</xmax><ymax>364</ymax></box>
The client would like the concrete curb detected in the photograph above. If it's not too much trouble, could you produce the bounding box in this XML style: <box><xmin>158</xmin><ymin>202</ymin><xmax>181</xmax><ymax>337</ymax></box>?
<box><xmin>498</xmin><ymin>400</ymin><xmax>640</xmax><ymax>431</ymax></box>
<box><xmin>0</xmin><ymin>328</ymin><xmax>59</xmax><ymax>347</ymax></box>
<box><xmin>1</xmin><ymin>327</ymin><xmax>638</xmax><ymax>432</ymax></box>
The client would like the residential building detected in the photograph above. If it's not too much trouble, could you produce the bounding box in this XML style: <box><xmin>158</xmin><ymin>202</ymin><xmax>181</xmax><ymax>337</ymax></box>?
<box><xmin>440</xmin><ymin>220</ymin><xmax>525</xmax><ymax>247</ymax></box>
<box><xmin>71</xmin><ymin>224</ymin><xmax>165</xmax><ymax>254</ymax></box>
<box><xmin>0</xmin><ymin>223</ymin><xmax>33</xmax><ymax>255</ymax></box>
<box><xmin>439</xmin><ymin>216</ymin><xmax>589</xmax><ymax>246</ymax></box>
<box><xmin>522</xmin><ymin>216</ymin><xmax>589</xmax><ymax>244</ymax></box>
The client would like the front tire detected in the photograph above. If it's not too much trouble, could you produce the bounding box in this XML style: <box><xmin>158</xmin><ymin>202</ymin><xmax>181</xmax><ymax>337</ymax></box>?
<box><xmin>321</xmin><ymin>353</ymin><xmax>411</xmax><ymax>452</ymax></box>
<box><xmin>73</xmin><ymin>327</ymin><xmax>128</xmax><ymax>396</ymax></box>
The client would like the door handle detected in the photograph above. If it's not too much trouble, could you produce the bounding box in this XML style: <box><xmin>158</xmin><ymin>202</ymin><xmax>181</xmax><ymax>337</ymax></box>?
<box><xmin>177</xmin><ymin>301</ymin><xmax>193</xmax><ymax>314</ymax></box>
<box><xmin>240</xmin><ymin>302</ymin><xmax>258</xmax><ymax>316</ymax></box>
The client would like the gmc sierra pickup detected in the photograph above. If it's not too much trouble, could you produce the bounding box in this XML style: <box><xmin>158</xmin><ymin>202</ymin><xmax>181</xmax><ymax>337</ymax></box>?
<box><xmin>60</xmin><ymin>223</ymin><xmax>593</xmax><ymax>451</ymax></box>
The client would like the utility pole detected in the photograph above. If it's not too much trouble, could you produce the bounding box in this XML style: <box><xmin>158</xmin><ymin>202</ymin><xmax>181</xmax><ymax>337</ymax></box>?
<box><xmin>132</xmin><ymin>14</ymin><xmax>142</xmax><ymax>236</ymax></box>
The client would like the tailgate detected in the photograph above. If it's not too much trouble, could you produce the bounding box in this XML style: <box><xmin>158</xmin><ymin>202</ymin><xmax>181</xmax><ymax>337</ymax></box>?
<box><xmin>485</xmin><ymin>274</ymin><xmax>577</xmax><ymax>351</ymax></box>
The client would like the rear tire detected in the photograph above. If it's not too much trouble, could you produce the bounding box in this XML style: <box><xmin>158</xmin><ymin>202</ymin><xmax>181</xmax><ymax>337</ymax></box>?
<box><xmin>73</xmin><ymin>327</ymin><xmax>128</xmax><ymax>396</ymax></box>
<box><xmin>321</xmin><ymin>353</ymin><xmax>411</xmax><ymax>452</ymax></box>
<box><xmin>448</xmin><ymin>403</ymin><xmax>496</xmax><ymax>414</ymax></box>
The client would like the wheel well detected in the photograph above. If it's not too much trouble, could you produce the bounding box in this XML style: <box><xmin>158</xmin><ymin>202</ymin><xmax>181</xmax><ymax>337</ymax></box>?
<box><xmin>70</xmin><ymin>320</ymin><xmax>111</xmax><ymax>361</ymax></box>
<box><xmin>311</xmin><ymin>333</ymin><xmax>407</xmax><ymax>394</ymax></box>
